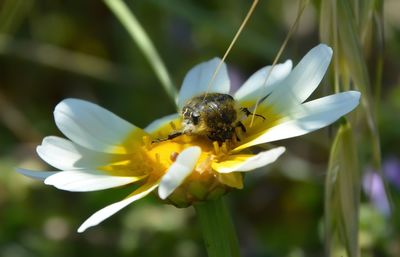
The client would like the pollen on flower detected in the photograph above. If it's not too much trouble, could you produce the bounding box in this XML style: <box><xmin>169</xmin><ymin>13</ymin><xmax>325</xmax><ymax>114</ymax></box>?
<box><xmin>212</xmin><ymin>141</ymin><xmax>220</xmax><ymax>155</ymax></box>
<box><xmin>169</xmin><ymin>121</ymin><xmax>177</xmax><ymax>130</ymax></box>
<box><xmin>122</xmin><ymin>116</ymin><xmax>261</xmax><ymax>207</ymax></box>
<box><xmin>195</xmin><ymin>155</ymin><xmax>214</xmax><ymax>174</ymax></box>
<box><xmin>170</xmin><ymin>152</ymin><xmax>179</xmax><ymax>162</ymax></box>
<box><xmin>155</xmin><ymin>153</ymin><xmax>161</xmax><ymax>163</ymax></box>
<box><xmin>134</xmin><ymin>102</ymin><xmax>274</xmax><ymax>207</ymax></box>
<box><xmin>221</xmin><ymin>142</ymin><xmax>229</xmax><ymax>155</ymax></box>
<box><xmin>142</xmin><ymin>135</ymin><xmax>152</xmax><ymax>150</ymax></box>
<box><xmin>141</xmin><ymin>133</ymin><xmax>239</xmax><ymax>207</ymax></box>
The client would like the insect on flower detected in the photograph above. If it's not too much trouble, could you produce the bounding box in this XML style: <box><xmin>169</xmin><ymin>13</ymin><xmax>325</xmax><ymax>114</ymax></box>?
<box><xmin>155</xmin><ymin>92</ymin><xmax>265</xmax><ymax>143</ymax></box>
<box><xmin>17</xmin><ymin>44</ymin><xmax>361</xmax><ymax>232</ymax></box>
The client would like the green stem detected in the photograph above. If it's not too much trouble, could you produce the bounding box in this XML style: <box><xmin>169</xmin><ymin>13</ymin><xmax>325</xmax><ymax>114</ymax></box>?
<box><xmin>103</xmin><ymin>0</ymin><xmax>177</xmax><ymax>102</ymax></box>
<box><xmin>194</xmin><ymin>197</ymin><xmax>241</xmax><ymax>257</ymax></box>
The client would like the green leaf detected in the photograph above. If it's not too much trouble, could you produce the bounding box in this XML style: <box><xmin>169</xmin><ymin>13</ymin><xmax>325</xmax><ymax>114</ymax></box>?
<box><xmin>103</xmin><ymin>0</ymin><xmax>177</xmax><ymax>103</ymax></box>
<box><xmin>0</xmin><ymin>34</ymin><xmax>134</xmax><ymax>84</ymax></box>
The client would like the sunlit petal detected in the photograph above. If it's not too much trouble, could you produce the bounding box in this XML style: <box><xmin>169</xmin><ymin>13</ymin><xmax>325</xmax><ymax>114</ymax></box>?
<box><xmin>54</xmin><ymin>98</ymin><xmax>147</xmax><ymax>154</ymax></box>
<box><xmin>177</xmin><ymin>58</ymin><xmax>230</xmax><ymax>110</ymax></box>
<box><xmin>234</xmin><ymin>60</ymin><xmax>292</xmax><ymax>104</ymax></box>
<box><xmin>37</xmin><ymin>136</ymin><xmax>122</xmax><ymax>170</ymax></box>
<box><xmin>144</xmin><ymin>113</ymin><xmax>180</xmax><ymax>133</ymax></box>
<box><xmin>77</xmin><ymin>182</ymin><xmax>158</xmax><ymax>233</ymax></box>
<box><xmin>236</xmin><ymin>91</ymin><xmax>360</xmax><ymax>150</ymax></box>
<box><xmin>268</xmin><ymin>44</ymin><xmax>333</xmax><ymax>111</ymax></box>
<box><xmin>213</xmin><ymin>147</ymin><xmax>285</xmax><ymax>173</ymax></box>
<box><xmin>158</xmin><ymin>146</ymin><xmax>201</xmax><ymax>199</ymax></box>
<box><xmin>16</xmin><ymin>168</ymin><xmax>57</xmax><ymax>181</ymax></box>
<box><xmin>44</xmin><ymin>170</ymin><xmax>144</xmax><ymax>192</ymax></box>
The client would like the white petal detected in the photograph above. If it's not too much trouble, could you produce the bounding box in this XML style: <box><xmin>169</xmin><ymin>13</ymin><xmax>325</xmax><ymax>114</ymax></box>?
<box><xmin>268</xmin><ymin>44</ymin><xmax>332</xmax><ymax>111</ymax></box>
<box><xmin>144</xmin><ymin>113</ymin><xmax>179</xmax><ymax>133</ymax></box>
<box><xmin>158</xmin><ymin>146</ymin><xmax>201</xmax><ymax>199</ymax></box>
<box><xmin>44</xmin><ymin>170</ymin><xmax>141</xmax><ymax>192</ymax></box>
<box><xmin>177</xmin><ymin>58</ymin><xmax>230</xmax><ymax>109</ymax></box>
<box><xmin>235</xmin><ymin>91</ymin><xmax>360</xmax><ymax>150</ymax></box>
<box><xmin>54</xmin><ymin>98</ymin><xmax>144</xmax><ymax>153</ymax></box>
<box><xmin>77</xmin><ymin>182</ymin><xmax>158</xmax><ymax>233</ymax></box>
<box><xmin>214</xmin><ymin>147</ymin><xmax>285</xmax><ymax>173</ymax></box>
<box><xmin>16</xmin><ymin>168</ymin><xmax>57</xmax><ymax>181</ymax></box>
<box><xmin>37</xmin><ymin>136</ymin><xmax>117</xmax><ymax>170</ymax></box>
<box><xmin>234</xmin><ymin>60</ymin><xmax>292</xmax><ymax>103</ymax></box>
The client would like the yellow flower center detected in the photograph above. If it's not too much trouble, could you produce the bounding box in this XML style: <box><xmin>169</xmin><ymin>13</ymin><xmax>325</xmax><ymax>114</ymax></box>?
<box><xmin>100</xmin><ymin>106</ymin><xmax>281</xmax><ymax>207</ymax></box>
<box><xmin>142</xmin><ymin>134</ymin><xmax>237</xmax><ymax>207</ymax></box>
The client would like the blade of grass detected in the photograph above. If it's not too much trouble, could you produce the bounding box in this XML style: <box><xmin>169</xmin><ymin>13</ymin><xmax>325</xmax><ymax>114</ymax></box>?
<box><xmin>325</xmin><ymin>121</ymin><xmax>360</xmax><ymax>257</ymax></box>
<box><xmin>320</xmin><ymin>2</ymin><xmax>390</xmax><ymax>256</ymax></box>
<box><xmin>337</xmin><ymin>0</ymin><xmax>381</xmax><ymax>169</ymax></box>
<box><xmin>204</xmin><ymin>0</ymin><xmax>259</xmax><ymax>97</ymax></box>
<box><xmin>250</xmin><ymin>0</ymin><xmax>308</xmax><ymax>127</ymax></box>
<box><xmin>319</xmin><ymin>0</ymin><xmax>340</xmax><ymax>93</ymax></box>
<box><xmin>0</xmin><ymin>0</ymin><xmax>33</xmax><ymax>34</ymax></box>
<box><xmin>0</xmin><ymin>34</ymin><xmax>134</xmax><ymax>85</ymax></box>
<box><xmin>103</xmin><ymin>0</ymin><xmax>177</xmax><ymax>102</ymax></box>
<box><xmin>370</xmin><ymin>0</ymin><xmax>384</xmax><ymax>116</ymax></box>
<box><xmin>148</xmin><ymin>0</ymin><xmax>279</xmax><ymax>58</ymax></box>
<box><xmin>0</xmin><ymin>91</ymin><xmax>42</xmax><ymax>142</ymax></box>
<box><xmin>320</xmin><ymin>0</ymin><xmax>381</xmax><ymax>169</ymax></box>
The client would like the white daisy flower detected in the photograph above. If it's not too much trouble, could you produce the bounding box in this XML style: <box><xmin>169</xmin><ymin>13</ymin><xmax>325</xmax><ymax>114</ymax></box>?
<box><xmin>18</xmin><ymin>44</ymin><xmax>360</xmax><ymax>233</ymax></box>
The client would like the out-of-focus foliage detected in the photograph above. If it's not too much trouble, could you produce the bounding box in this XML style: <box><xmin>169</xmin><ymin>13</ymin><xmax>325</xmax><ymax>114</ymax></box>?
<box><xmin>319</xmin><ymin>0</ymin><xmax>396</xmax><ymax>256</ymax></box>
<box><xmin>0</xmin><ymin>0</ymin><xmax>399</xmax><ymax>257</ymax></box>
<box><xmin>325</xmin><ymin>122</ymin><xmax>360</xmax><ymax>257</ymax></box>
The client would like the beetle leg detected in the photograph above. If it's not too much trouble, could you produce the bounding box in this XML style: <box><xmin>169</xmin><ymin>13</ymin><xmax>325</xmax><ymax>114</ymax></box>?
<box><xmin>235</xmin><ymin>121</ymin><xmax>246</xmax><ymax>133</ymax></box>
<box><xmin>240</xmin><ymin>107</ymin><xmax>265</xmax><ymax>121</ymax></box>
<box><xmin>152</xmin><ymin>131</ymin><xmax>183</xmax><ymax>143</ymax></box>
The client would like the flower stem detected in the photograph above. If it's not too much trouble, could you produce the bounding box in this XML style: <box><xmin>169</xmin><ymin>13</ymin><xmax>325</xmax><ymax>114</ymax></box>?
<box><xmin>194</xmin><ymin>197</ymin><xmax>241</xmax><ymax>257</ymax></box>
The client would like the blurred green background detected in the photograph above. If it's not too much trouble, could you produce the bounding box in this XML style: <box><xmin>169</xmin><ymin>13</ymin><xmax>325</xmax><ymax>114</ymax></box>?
<box><xmin>1</xmin><ymin>0</ymin><xmax>400</xmax><ymax>256</ymax></box>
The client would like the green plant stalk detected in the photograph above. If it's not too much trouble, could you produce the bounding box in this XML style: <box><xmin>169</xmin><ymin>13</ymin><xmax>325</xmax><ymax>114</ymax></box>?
<box><xmin>336</xmin><ymin>0</ymin><xmax>381</xmax><ymax>169</ymax></box>
<box><xmin>325</xmin><ymin>121</ymin><xmax>360</xmax><ymax>257</ymax></box>
<box><xmin>194</xmin><ymin>197</ymin><xmax>241</xmax><ymax>257</ymax></box>
<box><xmin>103</xmin><ymin>0</ymin><xmax>177</xmax><ymax>102</ymax></box>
